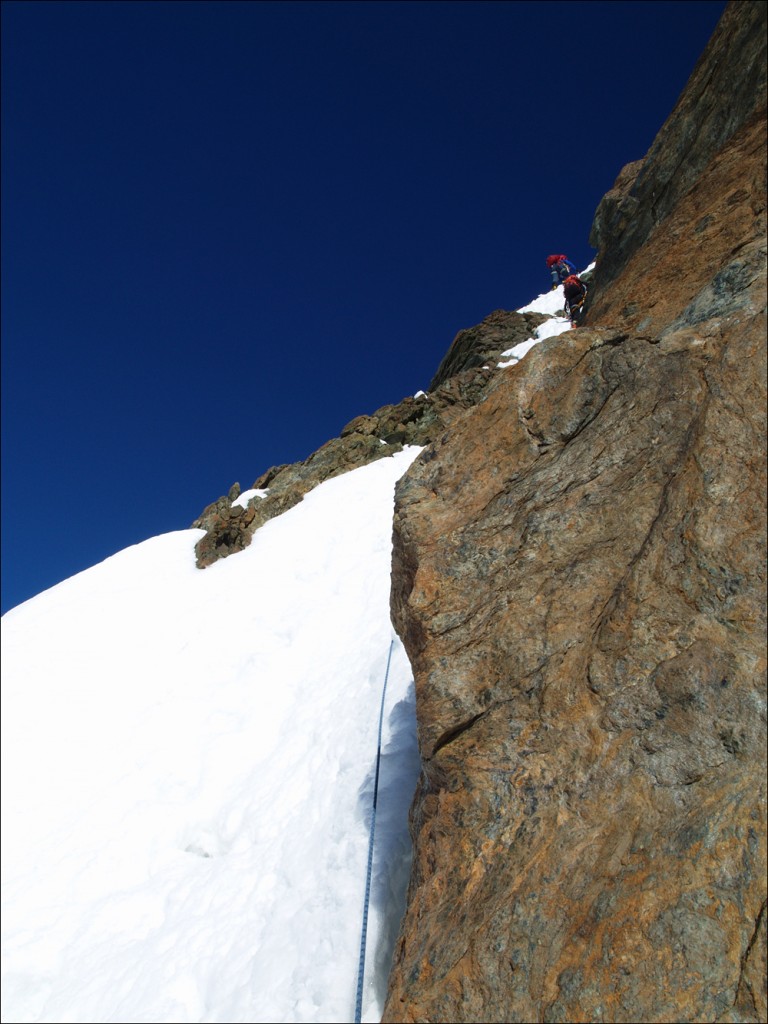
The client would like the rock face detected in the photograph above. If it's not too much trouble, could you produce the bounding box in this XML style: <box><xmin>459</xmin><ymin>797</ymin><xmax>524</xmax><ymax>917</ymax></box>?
<box><xmin>384</xmin><ymin>3</ymin><xmax>767</xmax><ymax>1022</ymax></box>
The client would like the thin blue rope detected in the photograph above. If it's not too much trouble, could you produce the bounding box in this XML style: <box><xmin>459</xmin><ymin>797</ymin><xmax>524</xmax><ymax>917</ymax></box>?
<box><xmin>354</xmin><ymin>637</ymin><xmax>394</xmax><ymax>1024</ymax></box>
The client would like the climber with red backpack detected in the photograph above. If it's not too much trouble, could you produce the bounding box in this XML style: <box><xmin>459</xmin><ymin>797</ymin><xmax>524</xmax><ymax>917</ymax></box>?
<box><xmin>562</xmin><ymin>274</ymin><xmax>588</xmax><ymax>327</ymax></box>
<box><xmin>546</xmin><ymin>254</ymin><xmax>577</xmax><ymax>290</ymax></box>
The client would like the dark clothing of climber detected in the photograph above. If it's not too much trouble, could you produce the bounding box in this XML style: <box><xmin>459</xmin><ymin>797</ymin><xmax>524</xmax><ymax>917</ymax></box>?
<box><xmin>563</xmin><ymin>274</ymin><xmax>588</xmax><ymax>327</ymax></box>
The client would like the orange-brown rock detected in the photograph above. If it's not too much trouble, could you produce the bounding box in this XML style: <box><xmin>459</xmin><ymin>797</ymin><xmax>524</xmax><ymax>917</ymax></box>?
<box><xmin>384</xmin><ymin>2</ymin><xmax>767</xmax><ymax>1021</ymax></box>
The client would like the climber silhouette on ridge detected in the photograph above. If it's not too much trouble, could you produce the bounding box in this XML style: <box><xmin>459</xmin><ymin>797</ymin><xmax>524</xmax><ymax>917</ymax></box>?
<box><xmin>546</xmin><ymin>253</ymin><xmax>577</xmax><ymax>290</ymax></box>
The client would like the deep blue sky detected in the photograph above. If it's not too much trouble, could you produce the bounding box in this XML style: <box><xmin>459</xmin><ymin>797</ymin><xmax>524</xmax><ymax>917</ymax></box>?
<box><xmin>2</xmin><ymin>0</ymin><xmax>727</xmax><ymax>613</ymax></box>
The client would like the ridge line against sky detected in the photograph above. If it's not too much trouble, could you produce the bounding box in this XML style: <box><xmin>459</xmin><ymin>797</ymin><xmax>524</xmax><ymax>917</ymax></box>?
<box><xmin>1</xmin><ymin>0</ymin><xmax>728</xmax><ymax>613</ymax></box>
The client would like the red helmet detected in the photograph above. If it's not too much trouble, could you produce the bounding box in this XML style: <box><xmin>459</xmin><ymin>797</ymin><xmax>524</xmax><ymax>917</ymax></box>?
<box><xmin>546</xmin><ymin>254</ymin><xmax>565</xmax><ymax>267</ymax></box>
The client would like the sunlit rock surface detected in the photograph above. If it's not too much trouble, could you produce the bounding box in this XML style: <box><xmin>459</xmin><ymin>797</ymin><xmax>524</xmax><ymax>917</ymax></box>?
<box><xmin>384</xmin><ymin>2</ymin><xmax>767</xmax><ymax>1020</ymax></box>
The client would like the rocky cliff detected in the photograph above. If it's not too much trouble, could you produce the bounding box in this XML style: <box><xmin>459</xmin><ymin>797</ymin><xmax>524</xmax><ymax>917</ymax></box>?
<box><xmin>384</xmin><ymin>2</ymin><xmax>767</xmax><ymax>1022</ymax></box>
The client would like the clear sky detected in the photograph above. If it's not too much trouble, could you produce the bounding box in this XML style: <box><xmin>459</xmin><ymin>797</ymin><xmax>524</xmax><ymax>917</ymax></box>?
<box><xmin>1</xmin><ymin>0</ymin><xmax>727</xmax><ymax>613</ymax></box>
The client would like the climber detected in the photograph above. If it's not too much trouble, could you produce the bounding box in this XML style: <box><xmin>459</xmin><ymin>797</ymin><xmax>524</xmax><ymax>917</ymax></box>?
<box><xmin>546</xmin><ymin>254</ymin><xmax>578</xmax><ymax>290</ymax></box>
<box><xmin>563</xmin><ymin>274</ymin><xmax>588</xmax><ymax>327</ymax></box>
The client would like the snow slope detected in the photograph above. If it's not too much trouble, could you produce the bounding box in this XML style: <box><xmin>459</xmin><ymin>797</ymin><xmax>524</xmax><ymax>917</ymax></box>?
<box><xmin>2</xmin><ymin>450</ymin><xmax>422</xmax><ymax>1024</ymax></box>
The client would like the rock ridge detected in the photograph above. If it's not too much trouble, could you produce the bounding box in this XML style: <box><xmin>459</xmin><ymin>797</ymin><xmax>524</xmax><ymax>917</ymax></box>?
<box><xmin>191</xmin><ymin>309</ymin><xmax>548</xmax><ymax>568</ymax></box>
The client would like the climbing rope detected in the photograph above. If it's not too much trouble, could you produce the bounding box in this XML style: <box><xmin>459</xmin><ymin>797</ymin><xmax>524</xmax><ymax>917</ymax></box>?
<box><xmin>354</xmin><ymin>637</ymin><xmax>395</xmax><ymax>1024</ymax></box>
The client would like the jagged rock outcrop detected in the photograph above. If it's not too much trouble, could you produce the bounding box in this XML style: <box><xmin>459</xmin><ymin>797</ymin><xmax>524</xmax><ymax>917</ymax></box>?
<box><xmin>429</xmin><ymin>309</ymin><xmax>549</xmax><ymax>391</ymax></box>
<box><xmin>588</xmin><ymin>0</ymin><xmax>767</xmax><ymax>297</ymax></box>
<box><xmin>587</xmin><ymin>158</ymin><xmax>644</xmax><ymax>265</ymax></box>
<box><xmin>191</xmin><ymin>310</ymin><xmax>548</xmax><ymax>568</ymax></box>
<box><xmin>384</xmin><ymin>3</ymin><xmax>767</xmax><ymax>1022</ymax></box>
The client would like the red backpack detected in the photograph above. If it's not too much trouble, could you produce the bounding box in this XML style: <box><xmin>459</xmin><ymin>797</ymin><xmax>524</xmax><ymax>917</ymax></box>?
<box><xmin>563</xmin><ymin>275</ymin><xmax>584</xmax><ymax>300</ymax></box>
<box><xmin>546</xmin><ymin>254</ymin><xmax>567</xmax><ymax>267</ymax></box>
